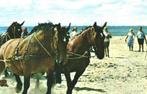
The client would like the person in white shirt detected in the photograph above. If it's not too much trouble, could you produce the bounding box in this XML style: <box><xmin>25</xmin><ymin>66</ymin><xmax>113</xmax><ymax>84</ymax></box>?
<box><xmin>136</xmin><ymin>26</ymin><xmax>147</xmax><ymax>52</ymax></box>
<box><xmin>70</xmin><ymin>27</ymin><xmax>77</xmax><ymax>39</ymax></box>
<box><xmin>125</xmin><ymin>28</ymin><xmax>135</xmax><ymax>51</ymax></box>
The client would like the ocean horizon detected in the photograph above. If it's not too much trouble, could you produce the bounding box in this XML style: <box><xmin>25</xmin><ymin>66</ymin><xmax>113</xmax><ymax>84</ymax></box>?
<box><xmin>0</xmin><ymin>26</ymin><xmax>147</xmax><ymax>36</ymax></box>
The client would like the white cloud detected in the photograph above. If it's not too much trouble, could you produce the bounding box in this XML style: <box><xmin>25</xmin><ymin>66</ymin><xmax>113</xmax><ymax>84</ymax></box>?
<box><xmin>0</xmin><ymin>0</ymin><xmax>147</xmax><ymax>26</ymax></box>
<box><xmin>0</xmin><ymin>0</ymin><xmax>32</xmax><ymax>9</ymax></box>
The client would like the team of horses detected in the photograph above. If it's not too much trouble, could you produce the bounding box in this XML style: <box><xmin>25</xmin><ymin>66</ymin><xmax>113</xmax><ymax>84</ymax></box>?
<box><xmin>0</xmin><ymin>21</ymin><xmax>107</xmax><ymax>94</ymax></box>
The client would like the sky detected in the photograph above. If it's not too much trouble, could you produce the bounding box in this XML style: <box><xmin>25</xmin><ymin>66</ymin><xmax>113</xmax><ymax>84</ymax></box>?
<box><xmin>0</xmin><ymin>0</ymin><xmax>147</xmax><ymax>26</ymax></box>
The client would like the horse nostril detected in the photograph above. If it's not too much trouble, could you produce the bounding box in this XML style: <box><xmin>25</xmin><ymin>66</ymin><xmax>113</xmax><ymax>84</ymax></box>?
<box><xmin>98</xmin><ymin>56</ymin><xmax>104</xmax><ymax>59</ymax></box>
<box><xmin>95</xmin><ymin>51</ymin><xmax>104</xmax><ymax>59</ymax></box>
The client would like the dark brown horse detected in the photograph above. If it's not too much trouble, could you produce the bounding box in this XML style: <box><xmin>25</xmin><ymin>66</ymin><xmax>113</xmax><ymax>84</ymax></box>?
<box><xmin>0</xmin><ymin>22</ymin><xmax>67</xmax><ymax>94</ymax></box>
<box><xmin>0</xmin><ymin>21</ymin><xmax>25</xmax><ymax>77</ymax></box>
<box><xmin>56</xmin><ymin>22</ymin><xmax>106</xmax><ymax>94</ymax></box>
<box><xmin>0</xmin><ymin>21</ymin><xmax>25</xmax><ymax>45</ymax></box>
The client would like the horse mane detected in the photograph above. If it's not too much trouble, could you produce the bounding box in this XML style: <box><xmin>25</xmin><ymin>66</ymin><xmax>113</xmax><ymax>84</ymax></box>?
<box><xmin>6</xmin><ymin>22</ymin><xmax>18</xmax><ymax>32</ymax></box>
<box><xmin>78</xmin><ymin>26</ymin><xmax>92</xmax><ymax>36</ymax></box>
<box><xmin>70</xmin><ymin>26</ymin><xmax>92</xmax><ymax>41</ymax></box>
<box><xmin>29</xmin><ymin>22</ymin><xmax>54</xmax><ymax>34</ymax></box>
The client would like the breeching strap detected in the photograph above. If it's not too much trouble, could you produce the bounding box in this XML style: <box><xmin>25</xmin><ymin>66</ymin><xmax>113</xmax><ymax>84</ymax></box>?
<box><xmin>67</xmin><ymin>51</ymin><xmax>89</xmax><ymax>59</ymax></box>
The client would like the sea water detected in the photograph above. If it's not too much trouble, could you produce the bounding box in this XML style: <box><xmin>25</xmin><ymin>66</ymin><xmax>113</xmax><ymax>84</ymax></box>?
<box><xmin>0</xmin><ymin>26</ymin><xmax>147</xmax><ymax>36</ymax></box>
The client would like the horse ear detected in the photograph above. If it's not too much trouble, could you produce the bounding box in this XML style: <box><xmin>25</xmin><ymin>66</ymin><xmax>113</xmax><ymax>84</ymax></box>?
<box><xmin>66</xmin><ymin>23</ymin><xmax>71</xmax><ymax>32</ymax></box>
<box><xmin>20</xmin><ymin>21</ymin><xmax>25</xmax><ymax>26</ymax></box>
<box><xmin>58</xmin><ymin>23</ymin><xmax>61</xmax><ymax>27</ymax></box>
<box><xmin>102</xmin><ymin>22</ymin><xmax>107</xmax><ymax>29</ymax></box>
<box><xmin>93</xmin><ymin>22</ymin><xmax>97</xmax><ymax>27</ymax></box>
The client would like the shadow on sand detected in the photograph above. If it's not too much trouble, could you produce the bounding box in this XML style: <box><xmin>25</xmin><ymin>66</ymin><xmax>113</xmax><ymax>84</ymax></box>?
<box><xmin>110</xmin><ymin>56</ymin><xmax>126</xmax><ymax>59</ymax></box>
<box><xmin>74</xmin><ymin>87</ymin><xmax>106</xmax><ymax>93</ymax></box>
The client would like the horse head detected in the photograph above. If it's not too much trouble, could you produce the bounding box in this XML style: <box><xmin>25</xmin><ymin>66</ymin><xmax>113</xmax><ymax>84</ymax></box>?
<box><xmin>60</xmin><ymin>23</ymin><xmax>71</xmax><ymax>45</ymax></box>
<box><xmin>52</xmin><ymin>23</ymin><xmax>67</xmax><ymax>64</ymax></box>
<box><xmin>90</xmin><ymin>22</ymin><xmax>107</xmax><ymax>59</ymax></box>
<box><xmin>6</xmin><ymin>21</ymin><xmax>25</xmax><ymax>39</ymax></box>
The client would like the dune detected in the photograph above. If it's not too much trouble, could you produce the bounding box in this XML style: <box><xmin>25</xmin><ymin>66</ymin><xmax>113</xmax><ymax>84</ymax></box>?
<box><xmin>1</xmin><ymin>36</ymin><xmax>147</xmax><ymax>94</ymax></box>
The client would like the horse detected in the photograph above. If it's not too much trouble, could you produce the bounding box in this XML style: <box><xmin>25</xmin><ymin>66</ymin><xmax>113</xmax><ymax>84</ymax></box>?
<box><xmin>0</xmin><ymin>22</ymin><xmax>67</xmax><ymax>94</ymax></box>
<box><xmin>0</xmin><ymin>21</ymin><xmax>25</xmax><ymax>46</ymax></box>
<box><xmin>56</xmin><ymin>22</ymin><xmax>107</xmax><ymax>94</ymax></box>
<box><xmin>0</xmin><ymin>21</ymin><xmax>25</xmax><ymax>77</ymax></box>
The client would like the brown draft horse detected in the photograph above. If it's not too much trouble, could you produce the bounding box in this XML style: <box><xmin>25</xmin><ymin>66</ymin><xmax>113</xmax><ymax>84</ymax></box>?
<box><xmin>0</xmin><ymin>21</ymin><xmax>25</xmax><ymax>77</ymax></box>
<box><xmin>57</xmin><ymin>22</ymin><xmax>107</xmax><ymax>94</ymax></box>
<box><xmin>0</xmin><ymin>21</ymin><xmax>25</xmax><ymax>46</ymax></box>
<box><xmin>0</xmin><ymin>22</ymin><xmax>67</xmax><ymax>94</ymax></box>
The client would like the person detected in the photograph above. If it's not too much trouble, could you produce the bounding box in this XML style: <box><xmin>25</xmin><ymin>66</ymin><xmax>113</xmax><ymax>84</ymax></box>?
<box><xmin>103</xmin><ymin>26</ymin><xmax>112</xmax><ymax>57</ymax></box>
<box><xmin>21</xmin><ymin>27</ymin><xmax>28</xmax><ymax>38</ymax></box>
<box><xmin>125</xmin><ymin>28</ymin><xmax>135</xmax><ymax>51</ymax></box>
<box><xmin>70</xmin><ymin>27</ymin><xmax>77</xmax><ymax>39</ymax></box>
<box><xmin>136</xmin><ymin>26</ymin><xmax>147</xmax><ymax>52</ymax></box>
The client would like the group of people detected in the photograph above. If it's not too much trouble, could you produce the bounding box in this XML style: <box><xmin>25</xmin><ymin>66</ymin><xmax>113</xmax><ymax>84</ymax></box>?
<box><xmin>125</xmin><ymin>26</ymin><xmax>147</xmax><ymax>52</ymax></box>
<box><xmin>65</xmin><ymin>25</ymin><xmax>147</xmax><ymax>58</ymax></box>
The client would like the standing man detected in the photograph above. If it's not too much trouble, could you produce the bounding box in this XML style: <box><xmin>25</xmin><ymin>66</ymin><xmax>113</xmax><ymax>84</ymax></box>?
<box><xmin>103</xmin><ymin>26</ymin><xmax>112</xmax><ymax>57</ymax></box>
<box><xmin>70</xmin><ymin>27</ymin><xmax>78</xmax><ymax>39</ymax></box>
<box><xmin>136</xmin><ymin>26</ymin><xmax>147</xmax><ymax>52</ymax></box>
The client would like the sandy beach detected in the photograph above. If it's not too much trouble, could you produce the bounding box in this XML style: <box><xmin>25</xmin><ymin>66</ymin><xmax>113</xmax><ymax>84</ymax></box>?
<box><xmin>1</xmin><ymin>36</ymin><xmax>147</xmax><ymax>94</ymax></box>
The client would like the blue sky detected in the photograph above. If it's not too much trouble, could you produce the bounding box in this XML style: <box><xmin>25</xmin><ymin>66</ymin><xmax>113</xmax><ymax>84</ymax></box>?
<box><xmin>0</xmin><ymin>0</ymin><xmax>147</xmax><ymax>26</ymax></box>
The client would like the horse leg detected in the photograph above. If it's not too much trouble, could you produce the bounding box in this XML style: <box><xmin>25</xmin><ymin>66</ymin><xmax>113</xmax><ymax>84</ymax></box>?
<box><xmin>55</xmin><ymin>63</ymin><xmax>62</xmax><ymax>84</ymax></box>
<box><xmin>70</xmin><ymin>69</ymin><xmax>85</xmax><ymax>94</ymax></box>
<box><xmin>22</xmin><ymin>76</ymin><xmax>30</xmax><ymax>94</ymax></box>
<box><xmin>107</xmin><ymin>47</ymin><xmax>109</xmax><ymax>57</ymax></box>
<box><xmin>46</xmin><ymin>71</ymin><xmax>54</xmax><ymax>94</ymax></box>
<box><xmin>64</xmin><ymin>72</ymin><xmax>72</xmax><ymax>94</ymax></box>
<box><xmin>104</xmin><ymin>48</ymin><xmax>107</xmax><ymax>57</ymax></box>
<box><xmin>14</xmin><ymin>74</ymin><xmax>22</xmax><ymax>93</ymax></box>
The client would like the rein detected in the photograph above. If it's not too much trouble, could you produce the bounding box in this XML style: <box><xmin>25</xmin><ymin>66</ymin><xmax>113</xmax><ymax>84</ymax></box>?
<box><xmin>0</xmin><ymin>32</ymin><xmax>11</xmax><ymax>43</ymax></box>
<box><xmin>67</xmin><ymin>51</ymin><xmax>90</xmax><ymax>60</ymax></box>
<box><xmin>33</xmin><ymin>33</ymin><xmax>51</xmax><ymax>57</ymax></box>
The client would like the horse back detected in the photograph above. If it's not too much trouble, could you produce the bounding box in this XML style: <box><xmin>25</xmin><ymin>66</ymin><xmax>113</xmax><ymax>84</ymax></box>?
<box><xmin>67</xmin><ymin>36</ymin><xmax>82</xmax><ymax>52</ymax></box>
<box><xmin>1</xmin><ymin>39</ymin><xmax>22</xmax><ymax>59</ymax></box>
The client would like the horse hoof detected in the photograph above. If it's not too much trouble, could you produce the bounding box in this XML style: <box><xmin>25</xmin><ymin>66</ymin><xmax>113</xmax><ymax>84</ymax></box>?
<box><xmin>0</xmin><ymin>79</ymin><xmax>8</xmax><ymax>87</ymax></box>
<box><xmin>16</xmin><ymin>85</ymin><xmax>22</xmax><ymax>93</ymax></box>
<box><xmin>16</xmin><ymin>88</ymin><xmax>21</xmax><ymax>93</ymax></box>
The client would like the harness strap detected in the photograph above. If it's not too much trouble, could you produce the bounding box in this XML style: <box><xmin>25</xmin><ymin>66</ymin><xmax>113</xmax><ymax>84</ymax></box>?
<box><xmin>24</xmin><ymin>34</ymin><xmax>33</xmax><ymax>55</ymax></box>
<box><xmin>13</xmin><ymin>38</ymin><xmax>22</xmax><ymax>56</ymax></box>
<box><xmin>0</xmin><ymin>60</ymin><xmax>10</xmax><ymax>62</ymax></box>
<box><xmin>67</xmin><ymin>51</ymin><xmax>90</xmax><ymax>59</ymax></box>
<box><xmin>1</xmin><ymin>32</ymin><xmax>11</xmax><ymax>43</ymax></box>
<box><xmin>33</xmin><ymin>33</ymin><xmax>51</xmax><ymax>57</ymax></box>
<box><xmin>5</xmin><ymin>33</ymin><xmax>11</xmax><ymax>41</ymax></box>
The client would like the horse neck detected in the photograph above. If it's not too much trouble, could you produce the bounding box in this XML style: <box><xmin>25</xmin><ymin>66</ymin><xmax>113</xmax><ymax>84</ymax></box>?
<box><xmin>71</xmin><ymin>30</ymin><xmax>92</xmax><ymax>54</ymax></box>
<box><xmin>33</xmin><ymin>30</ymin><xmax>51</xmax><ymax>47</ymax></box>
<box><xmin>32</xmin><ymin>30</ymin><xmax>56</xmax><ymax>56</ymax></box>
